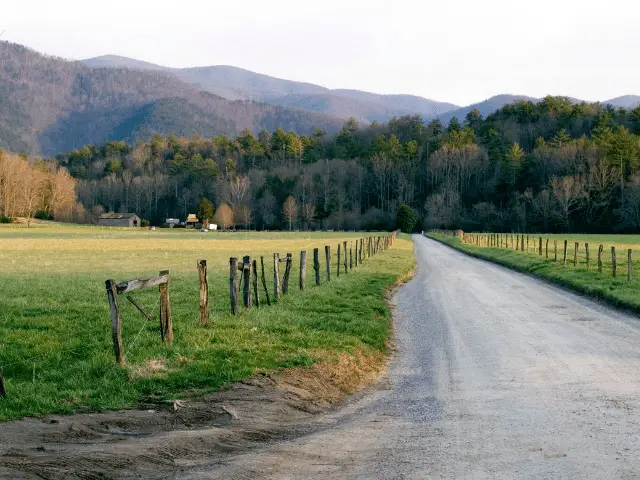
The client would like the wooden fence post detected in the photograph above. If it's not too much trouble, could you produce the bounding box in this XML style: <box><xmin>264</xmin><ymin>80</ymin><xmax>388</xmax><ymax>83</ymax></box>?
<box><xmin>355</xmin><ymin>240</ymin><xmax>358</xmax><ymax>267</ymax></box>
<box><xmin>159</xmin><ymin>270</ymin><xmax>173</xmax><ymax>344</ymax></box>
<box><xmin>526</xmin><ymin>235</ymin><xmax>529</xmax><ymax>252</ymax></box>
<box><xmin>574</xmin><ymin>242</ymin><xmax>578</xmax><ymax>266</ymax></box>
<box><xmin>539</xmin><ymin>237</ymin><xmax>542</xmax><ymax>256</ymax></box>
<box><xmin>546</xmin><ymin>239</ymin><xmax>549</xmax><ymax>258</ymax></box>
<box><xmin>325</xmin><ymin>246</ymin><xmax>331</xmax><ymax>281</ymax></box>
<box><xmin>337</xmin><ymin>243</ymin><xmax>341</xmax><ymax>277</ymax></box>
<box><xmin>628</xmin><ymin>249</ymin><xmax>633</xmax><ymax>281</ymax></box>
<box><xmin>260</xmin><ymin>256</ymin><xmax>270</xmax><ymax>306</ymax></box>
<box><xmin>106</xmin><ymin>279</ymin><xmax>124</xmax><ymax>364</ymax></box>
<box><xmin>300</xmin><ymin>251</ymin><xmax>307</xmax><ymax>290</ymax></box>
<box><xmin>230</xmin><ymin>258</ymin><xmax>239</xmax><ymax>314</ymax></box>
<box><xmin>283</xmin><ymin>253</ymin><xmax>292</xmax><ymax>294</ymax></box>
<box><xmin>554</xmin><ymin>240</ymin><xmax>558</xmax><ymax>262</ymax></box>
<box><xmin>350</xmin><ymin>242</ymin><xmax>354</xmax><ymax>269</ymax></box>
<box><xmin>563</xmin><ymin>240</ymin><xmax>568</xmax><ymax>265</ymax></box>
<box><xmin>198</xmin><ymin>260</ymin><xmax>208</xmax><ymax>325</ymax></box>
<box><xmin>612</xmin><ymin>247</ymin><xmax>617</xmax><ymax>277</ymax></box>
<box><xmin>585</xmin><ymin>243</ymin><xmax>590</xmax><ymax>269</ymax></box>
<box><xmin>273</xmin><ymin>253</ymin><xmax>280</xmax><ymax>301</ymax></box>
<box><xmin>360</xmin><ymin>238</ymin><xmax>364</xmax><ymax>263</ymax></box>
<box><xmin>242</xmin><ymin>255</ymin><xmax>252</xmax><ymax>308</ymax></box>
<box><xmin>0</xmin><ymin>368</ymin><xmax>5</xmax><ymax>398</ymax></box>
<box><xmin>521</xmin><ymin>235</ymin><xmax>524</xmax><ymax>252</ymax></box>
<box><xmin>252</xmin><ymin>259</ymin><xmax>260</xmax><ymax>308</ymax></box>
<box><xmin>314</xmin><ymin>248</ymin><xmax>320</xmax><ymax>285</ymax></box>
<box><xmin>598</xmin><ymin>245</ymin><xmax>603</xmax><ymax>273</ymax></box>
<box><xmin>343</xmin><ymin>241</ymin><xmax>348</xmax><ymax>273</ymax></box>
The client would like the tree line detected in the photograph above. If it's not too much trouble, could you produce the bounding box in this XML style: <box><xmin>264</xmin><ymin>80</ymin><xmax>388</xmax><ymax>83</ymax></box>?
<box><xmin>6</xmin><ymin>95</ymin><xmax>640</xmax><ymax>233</ymax></box>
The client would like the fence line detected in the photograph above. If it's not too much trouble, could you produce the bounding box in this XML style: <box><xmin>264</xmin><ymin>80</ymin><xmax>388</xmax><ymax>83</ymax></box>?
<box><xmin>428</xmin><ymin>229</ymin><xmax>634</xmax><ymax>283</ymax></box>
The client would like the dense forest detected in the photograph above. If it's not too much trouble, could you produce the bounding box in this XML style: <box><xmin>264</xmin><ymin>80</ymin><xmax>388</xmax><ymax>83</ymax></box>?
<box><xmin>3</xmin><ymin>96</ymin><xmax>640</xmax><ymax>233</ymax></box>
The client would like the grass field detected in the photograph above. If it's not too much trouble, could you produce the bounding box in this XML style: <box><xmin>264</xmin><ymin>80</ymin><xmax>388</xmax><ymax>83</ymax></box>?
<box><xmin>428</xmin><ymin>231</ymin><xmax>640</xmax><ymax>313</ymax></box>
<box><xmin>0</xmin><ymin>224</ymin><xmax>414</xmax><ymax>421</ymax></box>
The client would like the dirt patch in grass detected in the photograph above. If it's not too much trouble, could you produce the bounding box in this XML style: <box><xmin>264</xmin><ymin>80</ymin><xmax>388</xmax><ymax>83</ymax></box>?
<box><xmin>0</xmin><ymin>350</ymin><xmax>388</xmax><ymax>479</ymax></box>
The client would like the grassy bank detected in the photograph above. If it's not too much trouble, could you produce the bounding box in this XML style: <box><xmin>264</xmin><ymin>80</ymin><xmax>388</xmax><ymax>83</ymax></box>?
<box><xmin>0</xmin><ymin>225</ymin><xmax>414</xmax><ymax>421</ymax></box>
<box><xmin>427</xmin><ymin>232</ymin><xmax>640</xmax><ymax>314</ymax></box>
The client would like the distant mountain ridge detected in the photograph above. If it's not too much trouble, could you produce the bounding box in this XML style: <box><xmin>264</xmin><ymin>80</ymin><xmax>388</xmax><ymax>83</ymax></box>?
<box><xmin>83</xmin><ymin>55</ymin><xmax>639</xmax><ymax>127</ymax></box>
<box><xmin>0</xmin><ymin>41</ymin><xmax>637</xmax><ymax>157</ymax></box>
<box><xmin>0</xmin><ymin>42</ymin><xmax>345</xmax><ymax>155</ymax></box>
<box><xmin>82</xmin><ymin>56</ymin><xmax>459</xmax><ymax>122</ymax></box>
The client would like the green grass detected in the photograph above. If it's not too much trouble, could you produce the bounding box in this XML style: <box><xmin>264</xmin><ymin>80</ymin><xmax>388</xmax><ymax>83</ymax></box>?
<box><xmin>0</xmin><ymin>224</ymin><xmax>414</xmax><ymax>421</ymax></box>
<box><xmin>428</xmin><ymin>231</ymin><xmax>640</xmax><ymax>313</ymax></box>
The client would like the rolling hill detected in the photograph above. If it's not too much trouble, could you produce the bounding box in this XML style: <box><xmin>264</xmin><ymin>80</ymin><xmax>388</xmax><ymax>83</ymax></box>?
<box><xmin>0</xmin><ymin>42</ymin><xmax>345</xmax><ymax>155</ymax></box>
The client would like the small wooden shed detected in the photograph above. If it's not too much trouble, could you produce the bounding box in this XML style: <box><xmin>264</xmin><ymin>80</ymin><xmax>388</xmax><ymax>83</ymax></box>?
<box><xmin>185</xmin><ymin>214</ymin><xmax>199</xmax><ymax>228</ymax></box>
<box><xmin>99</xmin><ymin>213</ymin><xmax>141</xmax><ymax>227</ymax></box>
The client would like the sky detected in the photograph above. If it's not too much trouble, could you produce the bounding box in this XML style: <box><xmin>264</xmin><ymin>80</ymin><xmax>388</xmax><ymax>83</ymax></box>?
<box><xmin>2</xmin><ymin>0</ymin><xmax>639</xmax><ymax>106</ymax></box>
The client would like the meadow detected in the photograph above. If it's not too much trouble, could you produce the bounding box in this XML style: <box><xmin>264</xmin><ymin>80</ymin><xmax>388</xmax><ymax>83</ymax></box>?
<box><xmin>0</xmin><ymin>224</ymin><xmax>414</xmax><ymax>421</ymax></box>
<box><xmin>428</xmin><ymin>231</ymin><xmax>640</xmax><ymax>313</ymax></box>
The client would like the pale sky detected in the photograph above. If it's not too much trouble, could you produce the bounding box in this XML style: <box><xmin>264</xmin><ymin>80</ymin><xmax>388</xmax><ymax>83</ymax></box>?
<box><xmin>3</xmin><ymin>0</ymin><xmax>639</xmax><ymax>106</ymax></box>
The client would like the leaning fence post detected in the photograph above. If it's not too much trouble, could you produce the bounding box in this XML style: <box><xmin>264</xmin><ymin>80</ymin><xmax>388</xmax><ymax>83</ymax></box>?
<box><xmin>628</xmin><ymin>249</ymin><xmax>633</xmax><ymax>281</ymax></box>
<box><xmin>300</xmin><ymin>251</ymin><xmax>307</xmax><ymax>290</ymax></box>
<box><xmin>230</xmin><ymin>258</ymin><xmax>239</xmax><ymax>314</ymax></box>
<box><xmin>260</xmin><ymin>256</ymin><xmax>271</xmax><ymax>306</ymax></box>
<box><xmin>106</xmin><ymin>279</ymin><xmax>124</xmax><ymax>364</ymax></box>
<box><xmin>273</xmin><ymin>253</ymin><xmax>280</xmax><ymax>301</ymax></box>
<box><xmin>563</xmin><ymin>240</ymin><xmax>568</xmax><ymax>265</ymax></box>
<box><xmin>198</xmin><ymin>260</ymin><xmax>209</xmax><ymax>326</ymax></box>
<box><xmin>159</xmin><ymin>270</ymin><xmax>173</xmax><ymax>344</ymax></box>
<box><xmin>574</xmin><ymin>242</ymin><xmax>578</xmax><ymax>266</ymax></box>
<box><xmin>585</xmin><ymin>243</ymin><xmax>590</xmax><ymax>269</ymax></box>
<box><xmin>252</xmin><ymin>259</ymin><xmax>260</xmax><ymax>308</ymax></box>
<box><xmin>612</xmin><ymin>247</ymin><xmax>617</xmax><ymax>277</ymax></box>
<box><xmin>598</xmin><ymin>244</ymin><xmax>603</xmax><ymax>273</ymax></box>
<box><xmin>282</xmin><ymin>253</ymin><xmax>293</xmax><ymax>294</ymax></box>
<box><xmin>242</xmin><ymin>255</ymin><xmax>252</xmax><ymax>308</ymax></box>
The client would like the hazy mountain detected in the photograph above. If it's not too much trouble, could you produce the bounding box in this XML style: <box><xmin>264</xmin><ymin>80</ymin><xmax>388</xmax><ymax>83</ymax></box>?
<box><xmin>0</xmin><ymin>42</ymin><xmax>344</xmax><ymax>155</ymax></box>
<box><xmin>436</xmin><ymin>94</ymin><xmax>539</xmax><ymax>124</ymax></box>
<box><xmin>604</xmin><ymin>95</ymin><xmax>640</xmax><ymax>109</ymax></box>
<box><xmin>83</xmin><ymin>56</ymin><xmax>459</xmax><ymax>122</ymax></box>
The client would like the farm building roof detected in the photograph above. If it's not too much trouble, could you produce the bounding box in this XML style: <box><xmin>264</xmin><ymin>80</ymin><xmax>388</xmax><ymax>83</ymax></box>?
<box><xmin>186</xmin><ymin>214</ymin><xmax>199</xmax><ymax>223</ymax></box>
<box><xmin>99</xmin><ymin>213</ymin><xmax>139</xmax><ymax>219</ymax></box>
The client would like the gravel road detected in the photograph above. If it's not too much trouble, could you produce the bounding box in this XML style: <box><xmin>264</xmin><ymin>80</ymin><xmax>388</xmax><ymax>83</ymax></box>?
<box><xmin>186</xmin><ymin>234</ymin><xmax>640</xmax><ymax>479</ymax></box>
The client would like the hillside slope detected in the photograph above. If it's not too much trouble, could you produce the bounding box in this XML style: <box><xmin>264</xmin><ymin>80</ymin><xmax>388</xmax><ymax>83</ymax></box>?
<box><xmin>0</xmin><ymin>42</ymin><xmax>344</xmax><ymax>155</ymax></box>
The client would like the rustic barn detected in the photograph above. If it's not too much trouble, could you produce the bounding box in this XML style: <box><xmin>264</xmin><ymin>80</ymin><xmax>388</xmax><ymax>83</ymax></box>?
<box><xmin>98</xmin><ymin>213</ymin><xmax>141</xmax><ymax>227</ymax></box>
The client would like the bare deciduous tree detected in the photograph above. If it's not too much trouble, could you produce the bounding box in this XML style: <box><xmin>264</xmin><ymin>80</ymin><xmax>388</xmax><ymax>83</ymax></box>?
<box><xmin>282</xmin><ymin>196</ymin><xmax>297</xmax><ymax>231</ymax></box>
<box><xmin>550</xmin><ymin>175</ymin><xmax>586</xmax><ymax>231</ymax></box>
<box><xmin>234</xmin><ymin>204</ymin><xmax>252</xmax><ymax>230</ymax></box>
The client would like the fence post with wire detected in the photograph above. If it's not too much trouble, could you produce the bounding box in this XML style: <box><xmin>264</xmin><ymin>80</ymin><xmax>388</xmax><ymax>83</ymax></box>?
<box><xmin>105</xmin><ymin>271</ymin><xmax>172</xmax><ymax>364</ymax></box>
